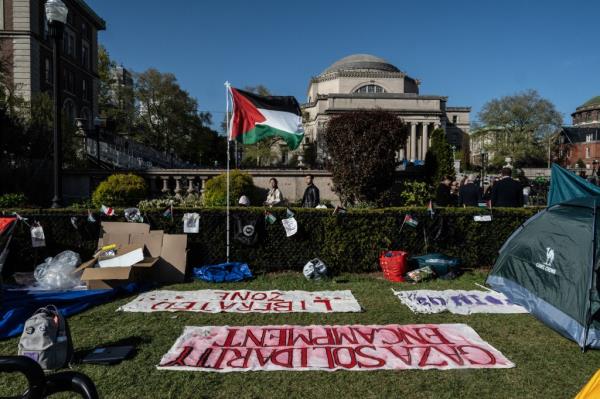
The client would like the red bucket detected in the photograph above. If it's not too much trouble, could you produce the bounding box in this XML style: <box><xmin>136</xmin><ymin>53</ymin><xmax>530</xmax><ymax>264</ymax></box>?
<box><xmin>380</xmin><ymin>251</ymin><xmax>408</xmax><ymax>282</ymax></box>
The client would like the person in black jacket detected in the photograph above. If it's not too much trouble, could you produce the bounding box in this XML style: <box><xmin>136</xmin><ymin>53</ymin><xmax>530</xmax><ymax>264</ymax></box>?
<box><xmin>301</xmin><ymin>175</ymin><xmax>320</xmax><ymax>208</ymax></box>
<box><xmin>491</xmin><ymin>168</ymin><xmax>523</xmax><ymax>207</ymax></box>
<box><xmin>435</xmin><ymin>176</ymin><xmax>454</xmax><ymax>206</ymax></box>
<box><xmin>459</xmin><ymin>174</ymin><xmax>481</xmax><ymax>207</ymax></box>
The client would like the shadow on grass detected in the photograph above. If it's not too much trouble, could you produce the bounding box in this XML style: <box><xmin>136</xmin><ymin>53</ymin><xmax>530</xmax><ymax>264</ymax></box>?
<box><xmin>74</xmin><ymin>335</ymin><xmax>149</xmax><ymax>364</ymax></box>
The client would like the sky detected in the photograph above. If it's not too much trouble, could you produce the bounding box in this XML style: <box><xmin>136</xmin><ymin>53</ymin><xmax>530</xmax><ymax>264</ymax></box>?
<box><xmin>88</xmin><ymin>0</ymin><xmax>600</xmax><ymax>131</ymax></box>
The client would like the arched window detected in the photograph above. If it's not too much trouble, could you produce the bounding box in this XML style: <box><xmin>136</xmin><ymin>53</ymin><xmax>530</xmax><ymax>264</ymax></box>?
<box><xmin>354</xmin><ymin>84</ymin><xmax>386</xmax><ymax>94</ymax></box>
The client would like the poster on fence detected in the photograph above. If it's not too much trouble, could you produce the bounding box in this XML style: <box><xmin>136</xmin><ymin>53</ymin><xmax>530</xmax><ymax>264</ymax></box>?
<box><xmin>392</xmin><ymin>289</ymin><xmax>527</xmax><ymax>315</ymax></box>
<box><xmin>158</xmin><ymin>323</ymin><xmax>514</xmax><ymax>372</ymax></box>
<box><xmin>118</xmin><ymin>290</ymin><xmax>362</xmax><ymax>313</ymax></box>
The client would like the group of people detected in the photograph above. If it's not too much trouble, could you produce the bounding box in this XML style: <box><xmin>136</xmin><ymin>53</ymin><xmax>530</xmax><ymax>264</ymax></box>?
<box><xmin>238</xmin><ymin>175</ymin><xmax>320</xmax><ymax>208</ymax></box>
<box><xmin>436</xmin><ymin>167</ymin><xmax>525</xmax><ymax>208</ymax></box>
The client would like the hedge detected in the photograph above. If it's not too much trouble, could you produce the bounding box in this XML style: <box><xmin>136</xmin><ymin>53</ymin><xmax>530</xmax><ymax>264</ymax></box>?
<box><xmin>0</xmin><ymin>207</ymin><xmax>539</xmax><ymax>277</ymax></box>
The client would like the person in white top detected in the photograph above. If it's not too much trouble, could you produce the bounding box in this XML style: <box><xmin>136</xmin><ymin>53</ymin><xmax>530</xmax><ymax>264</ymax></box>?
<box><xmin>264</xmin><ymin>178</ymin><xmax>284</xmax><ymax>206</ymax></box>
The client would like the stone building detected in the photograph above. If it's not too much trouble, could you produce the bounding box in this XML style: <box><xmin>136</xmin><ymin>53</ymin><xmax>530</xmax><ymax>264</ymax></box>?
<box><xmin>560</xmin><ymin>96</ymin><xmax>600</xmax><ymax>169</ymax></box>
<box><xmin>301</xmin><ymin>54</ymin><xmax>470</xmax><ymax>165</ymax></box>
<box><xmin>0</xmin><ymin>0</ymin><xmax>105</xmax><ymax>128</ymax></box>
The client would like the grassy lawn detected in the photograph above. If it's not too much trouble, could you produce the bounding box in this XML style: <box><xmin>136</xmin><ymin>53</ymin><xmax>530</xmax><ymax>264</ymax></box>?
<box><xmin>1</xmin><ymin>271</ymin><xmax>598</xmax><ymax>398</ymax></box>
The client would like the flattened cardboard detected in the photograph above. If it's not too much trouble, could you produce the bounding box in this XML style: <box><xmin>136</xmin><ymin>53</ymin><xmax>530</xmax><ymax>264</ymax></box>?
<box><xmin>101</xmin><ymin>222</ymin><xmax>150</xmax><ymax>236</ymax></box>
<box><xmin>156</xmin><ymin>234</ymin><xmax>187</xmax><ymax>283</ymax></box>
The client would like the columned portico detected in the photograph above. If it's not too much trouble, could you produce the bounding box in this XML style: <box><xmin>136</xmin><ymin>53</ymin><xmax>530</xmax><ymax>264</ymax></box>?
<box><xmin>421</xmin><ymin>123</ymin><xmax>429</xmax><ymax>160</ymax></box>
<box><xmin>410</xmin><ymin>123</ymin><xmax>417</xmax><ymax>162</ymax></box>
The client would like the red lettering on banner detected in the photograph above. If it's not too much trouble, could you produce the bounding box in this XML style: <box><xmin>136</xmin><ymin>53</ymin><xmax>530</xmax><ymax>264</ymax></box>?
<box><xmin>214</xmin><ymin>328</ymin><xmax>242</xmax><ymax>347</ymax></box>
<box><xmin>195</xmin><ymin>348</ymin><xmax>213</xmax><ymax>368</ymax></box>
<box><xmin>313</xmin><ymin>298</ymin><xmax>333</xmax><ymax>311</ymax></box>
<box><xmin>273</xmin><ymin>301</ymin><xmax>293</xmax><ymax>312</ymax></box>
<box><xmin>300</xmin><ymin>347</ymin><xmax>308</xmax><ymax>368</ymax></box>
<box><xmin>161</xmin><ymin>345</ymin><xmax>193</xmax><ymax>367</ymax></box>
<box><xmin>300</xmin><ymin>300</ymin><xmax>306</xmax><ymax>310</ymax></box>
<box><xmin>312</xmin><ymin>328</ymin><xmax>335</xmax><ymax>345</ymax></box>
<box><xmin>321</xmin><ymin>347</ymin><xmax>336</xmax><ymax>369</ymax></box>
<box><xmin>171</xmin><ymin>301</ymin><xmax>197</xmax><ymax>311</ymax></box>
<box><xmin>271</xmin><ymin>348</ymin><xmax>294</xmax><ymax>368</ymax></box>
<box><xmin>230</xmin><ymin>291</ymin><xmax>251</xmax><ymax>301</ymax></box>
<box><xmin>332</xmin><ymin>347</ymin><xmax>358</xmax><ymax>369</ymax></box>
<box><xmin>215</xmin><ymin>291</ymin><xmax>229</xmax><ymax>300</ymax></box>
<box><xmin>287</xmin><ymin>328</ymin><xmax>313</xmax><ymax>346</ymax></box>
<box><xmin>238</xmin><ymin>302</ymin><xmax>255</xmax><ymax>312</ymax></box>
<box><xmin>414</xmin><ymin>327</ymin><xmax>452</xmax><ymax>345</ymax></box>
<box><xmin>254</xmin><ymin>302</ymin><xmax>273</xmax><ymax>312</ymax></box>
<box><xmin>384</xmin><ymin>345</ymin><xmax>413</xmax><ymax>366</ymax></box>
<box><xmin>269</xmin><ymin>292</ymin><xmax>283</xmax><ymax>301</ymax></box>
<box><xmin>242</xmin><ymin>329</ymin><xmax>266</xmax><ymax>347</ymax></box>
<box><xmin>377</xmin><ymin>328</ymin><xmax>403</xmax><ymax>345</ymax></box>
<box><xmin>253</xmin><ymin>348</ymin><xmax>272</xmax><ymax>367</ymax></box>
<box><xmin>219</xmin><ymin>302</ymin><xmax>237</xmax><ymax>311</ymax></box>
<box><xmin>333</xmin><ymin>327</ymin><xmax>358</xmax><ymax>345</ymax></box>
<box><xmin>458</xmin><ymin>345</ymin><xmax>497</xmax><ymax>366</ymax></box>
<box><xmin>355</xmin><ymin>345</ymin><xmax>386</xmax><ymax>368</ymax></box>
<box><xmin>225</xmin><ymin>349</ymin><xmax>252</xmax><ymax>369</ymax></box>
<box><xmin>151</xmin><ymin>301</ymin><xmax>175</xmax><ymax>310</ymax></box>
<box><xmin>264</xmin><ymin>328</ymin><xmax>287</xmax><ymax>347</ymax></box>
<box><xmin>212</xmin><ymin>348</ymin><xmax>232</xmax><ymax>370</ymax></box>
<box><xmin>251</xmin><ymin>292</ymin><xmax>267</xmax><ymax>301</ymax></box>
<box><xmin>395</xmin><ymin>327</ymin><xmax>431</xmax><ymax>345</ymax></box>
<box><xmin>353</xmin><ymin>327</ymin><xmax>376</xmax><ymax>344</ymax></box>
<box><xmin>417</xmin><ymin>346</ymin><xmax>448</xmax><ymax>367</ymax></box>
<box><xmin>199</xmin><ymin>302</ymin><xmax>212</xmax><ymax>311</ymax></box>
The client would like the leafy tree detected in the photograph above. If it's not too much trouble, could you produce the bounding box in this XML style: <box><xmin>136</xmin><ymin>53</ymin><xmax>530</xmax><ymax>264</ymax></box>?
<box><xmin>478</xmin><ymin>89</ymin><xmax>563</xmax><ymax>168</ymax></box>
<box><xmin>323</xmin><ymin>110</ymin><xmax>407</xmax><ymax>204</ymax></box>
<box><xmin>425</xmin><ymin>128</ymin><xmax>455</xmax><ymax>183</ymax></box>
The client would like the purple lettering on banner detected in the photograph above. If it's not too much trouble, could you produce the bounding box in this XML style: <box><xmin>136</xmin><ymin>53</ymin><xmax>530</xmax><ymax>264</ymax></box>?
<box><xmin>450</xmin><ymin>295</ymin><xmax>473</xmax><ymax>306</ymax></box>
<box><xmin>484</xmin><ymin>295</ymin><xmax>504</xmax><ymax>305</ymax></box>
<box><xmin>427</xmin><ymin>296</ymin><xmax>447</xmax><ymax>306</ymax></box>
<box><xmin>416</xmin><ymin>296</ymin><xmax>430</xmax><ymax>305</ymax></box>
<box><xmin>468</xmin><ymin>295</ymin><xmax>487</xmax><ymax>305</ymax></box>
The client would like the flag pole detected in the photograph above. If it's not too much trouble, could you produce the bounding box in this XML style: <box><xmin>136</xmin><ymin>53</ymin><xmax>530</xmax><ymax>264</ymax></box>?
<box><xmin>225</xmin><ymin>81</ymin><xmax>231</xmax><ymax>263</ymax></box>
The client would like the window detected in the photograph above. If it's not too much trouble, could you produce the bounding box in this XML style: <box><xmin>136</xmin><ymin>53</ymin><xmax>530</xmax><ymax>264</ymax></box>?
<box><xmin>586</xmin><ymin>147</ymin><xmax>591</xmax><ymax>159</ymax></box>
<box><xmin>354</xmin><ymin>84</ymin><xmax>385</xmax><ymax>94</ymax></box>
<box><xmin>63</xmin><ymin>29</ymin><xmax>75</xmax><ymax>57</ymax></box>
<box><xmin>452</xmin><ymin>115</ymin><xmax>459</xmax><ymax>124</ymax></box>
<box><xmin>63</xmin><ymin>68</ymin><xmax>74</xmax><ymax>93</ymax></box>
<box><xmin>44</xmin><ymin>58</ymin><xmax>51</xmax><ymax>83</ymax></box>
<box><xmin>81</xmin><ymin>41</ymin><xmax>90</xmax><ymax>69</ymax></box>
<box><xmin>82</xmin><ymin>79</ymin><xmax>88</xmax><ymax>101</ymax></box>
<box><xmin>63</xmin><ymin>99</ymin><xmax>76</xmax><ymax>126</ymax></box>
<box><xmin>587</xmin><ymin>133</ymin><xmax>594</xmax><ymax>142</ymax></box>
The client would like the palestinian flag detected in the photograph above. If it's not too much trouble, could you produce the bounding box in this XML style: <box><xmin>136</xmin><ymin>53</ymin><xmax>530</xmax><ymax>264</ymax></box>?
<box><xmin>403</xmin><ymin>214</ymin><xmax>419</xmax><ymax>228</ymax></box>
<box><xmin>478</xmin><ymin>200</ymin><xmax>492</xmax><ymax>209</ymax></box>
<box><xmin>101</xmin><ymin>205</ymin><xmax>115</xmax><ymax>216</ymax></box>
<box><xmin>229</xmin><ymin>88</ymin><xmax>304</xmax><ymax>150</ymax></box>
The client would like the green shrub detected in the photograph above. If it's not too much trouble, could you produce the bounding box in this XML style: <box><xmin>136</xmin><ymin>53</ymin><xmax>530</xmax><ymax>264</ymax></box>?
<box><xmin>138</xmin><ymin>194</ymin><xmax>203</xmax><ymax>210</ymax></box>
<box><xmin>203</xmin><ymin>170</ymin><xmax>255</xmax><ymax>207</ymax></box>
<box><xmin>0</xmin><ymin>193</ymin><xmax>27</xmax><ymax>208</ymax></box>
<box><xmin>91</xmin><ymin>174</ymin><xmax>147</xmax><ymax>207</ymax></box>
<box><xmin>398</xmin><ymin>181</ymin><xmax>432</xmax><ymax>206</ymax></box>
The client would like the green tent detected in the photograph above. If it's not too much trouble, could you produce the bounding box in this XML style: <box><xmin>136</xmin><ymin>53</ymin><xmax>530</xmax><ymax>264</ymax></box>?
<box><xmin>548</xmin><ymin>163</ymin><xmax>600</xmax><ymax>206</ymax></box>
<box><xmin>487</xmin><ymin>196</ymin><xmax>600</xmax><ymax>349</ymax></box>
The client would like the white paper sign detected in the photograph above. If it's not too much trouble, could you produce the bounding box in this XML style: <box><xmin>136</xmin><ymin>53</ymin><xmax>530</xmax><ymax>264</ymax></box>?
<box><xmin>31</xmin><ymin>226</ymin><xmax>46</xmax><ymax>248</ymax></box>
<box><xmin>183</xmin><ymin>213</ymin><xmax>200</xmax><ymax>233</ymax></box>
<box><xmin>281</xmin><ymin>217</ymin><xmax>298</xmax><ymax>237</ymax></box>
<box><xmin>119</xmin><ymin>289</ymin><xmax>362</xmax><ymax>313</ymax></box>
<box><xmin>393</xmin><ymin>289</ymin><xmax>527</xmax><ymax>315</ymax></box>
<box><xmin>158</xmin><ymin>323</ymin><xmax>514</xmax><ymax>372</ymax></box>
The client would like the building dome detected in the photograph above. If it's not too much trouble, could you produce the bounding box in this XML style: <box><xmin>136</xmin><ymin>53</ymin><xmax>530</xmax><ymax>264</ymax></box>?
<box><xmin>573</xmin><ymin>96</ymin><xmax>600</xmax><ymax>127</ymax></box>
<box><xmin>582</xmin><ymin>96</ymin><xmax>600</xmax><ymax>107</ymax></box>
<box><xmin>322</xmin><ymin>54</ymin><xmax>400</xmax><ymax>75</ymax></box>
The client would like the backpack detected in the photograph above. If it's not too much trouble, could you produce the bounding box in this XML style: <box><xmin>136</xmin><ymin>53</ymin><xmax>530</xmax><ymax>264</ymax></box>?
<box><xmin>18</xmin><ymin>305</ymin><xmax>73</xmax><ymax>370</ymax></box>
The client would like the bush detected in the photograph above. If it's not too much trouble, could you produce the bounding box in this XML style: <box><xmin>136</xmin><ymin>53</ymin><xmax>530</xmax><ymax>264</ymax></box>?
<box><xmin>138</xmin><ymin>194</ymin><xmax>203</xmax><ymax>210</ymax></box>
<box><xmin>203</xmin><ymin>170</ymin><xmax>255</xmax><ymax>207</ymax></box>
<box><xmin>91</xmin><ymin>174</ymin><xmax>147</xmax><ymax>207</ymax></box>
<box><xmin>0</xmin><ymin>193</ymin><xmax>27</xmax><ymax>208</ymax></box>
<box><xmin>3</xmin><ymin>206</ymin><xmax>539</xmax><ymax>277</ymax></box>
<box><xmin>398</xmin><ymin>181</ymin><xmax>432</xmax><ymax>206</ymax></box>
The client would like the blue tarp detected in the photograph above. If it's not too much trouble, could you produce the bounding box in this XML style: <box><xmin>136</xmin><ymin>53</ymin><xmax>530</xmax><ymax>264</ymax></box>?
<box><xmin>193</xmin><ymin>262</ymin><xmax>253</xmax><ymax>283</ymax></box>
<box><xmin>0</xmin><ymin>283</ymin><xmax>139</xmax><ymax>340</ymax></box>
<box><xmin>548</xmin><ymin>163</ymin><xmax>600</xmax><ymax>207</ymax></box>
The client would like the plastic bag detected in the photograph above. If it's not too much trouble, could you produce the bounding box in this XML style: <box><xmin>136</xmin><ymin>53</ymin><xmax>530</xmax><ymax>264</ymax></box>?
<box><xmin>303</xmin><ymin>258</ymin><xmax>328</xmax><ymax>280</ymax></box>
<box><xmin>193</xmin><ymin>262</ymin><xmax>252</xmax><ymax>283</ymax></box>
<box><xmin>405</xmin><ymin>266</ymin><xmax>436</xmax><ymax>283</ymax></box>
<box><xmin>124</xmin><ymin>208</ymin><xmax>143</xmax><ymax>223</ymax></box>
<box><xmin>34</xmin><ymin>250</ymin><xmax>82</xmax><ymax>290</ymax></box>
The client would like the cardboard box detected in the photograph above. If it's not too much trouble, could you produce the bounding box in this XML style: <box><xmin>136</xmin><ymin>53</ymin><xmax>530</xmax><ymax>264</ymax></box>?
<box><xmin>78</xmin><ymin>222</ymin><xmax>188</xmax><ymax>289</ymax></box>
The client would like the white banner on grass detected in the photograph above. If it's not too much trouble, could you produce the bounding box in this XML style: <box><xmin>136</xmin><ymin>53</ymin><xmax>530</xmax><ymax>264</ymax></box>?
<box><xmin>157</xmin><ymin>323</ymin><xmax>514</xmax><ymax>372</ymax></box>
<box><xmin>392</xmin><ymin>289</ymin><xmax>527</xmax><ymax>315</ymax></box>
<box><xmin>118</xmin><ymin>290</ymin><xmax>361</xmax><ymax>313</ymax></box>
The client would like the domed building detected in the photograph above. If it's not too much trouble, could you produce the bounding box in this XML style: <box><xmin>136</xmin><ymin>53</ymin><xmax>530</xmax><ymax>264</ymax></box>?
<box><xmin>301</xmin><ymin>54</ymin><xmax>471</xmax><ymax>164</ymax></box>
<box><xmin>561</xmin><ymin>96</ymin><xmax>600</xmax><ymax>169</ymax></box>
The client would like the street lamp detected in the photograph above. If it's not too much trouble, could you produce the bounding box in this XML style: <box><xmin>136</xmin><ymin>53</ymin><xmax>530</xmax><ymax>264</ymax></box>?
<box><xmin>46</xmin><ymin>0</ymin><xmax>68</xmax><ymax>208</ymax></box>
<box><xmin>480</xmin><ymin>150</ymin><xmax>487</xmax><ymax>188</ymax></box>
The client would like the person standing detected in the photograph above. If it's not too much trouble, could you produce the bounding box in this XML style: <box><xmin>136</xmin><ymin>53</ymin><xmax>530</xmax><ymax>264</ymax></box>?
<box><xmin>435</xmin><ymin>176</ymin><xmax>454</xmax><ymax>207</ymax></box>
<box><xmin>491</xmin><ymin>168</ymin><xmax>523</xmax><ymax>207</ymax></box>
<box><xmin>264</xmin><ymin>178</ymin><xmax>284</xmax><ymax>206</ymax></box>
<box><xmin>301</xmin><ymin>174</ymin><xmax>320</xmax><ymax>208</ymax></box>
<box><xmin>459</xmin><ymin>174</ymin><xmax>481</xmax><ymax>207</ymax></box>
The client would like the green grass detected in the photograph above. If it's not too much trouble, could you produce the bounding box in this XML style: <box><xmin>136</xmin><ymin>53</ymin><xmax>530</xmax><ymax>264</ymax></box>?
<box><xmin>1</xmin><ymin>271</ymin><xmax>598</xmax><ymax>399</ymax></box>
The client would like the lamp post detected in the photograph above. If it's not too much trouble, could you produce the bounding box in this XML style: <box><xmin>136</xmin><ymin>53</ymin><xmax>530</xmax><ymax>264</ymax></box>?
<box><xmin>46</xmin><ymin>0</ymin><xmax>68</xmax><ymax>208</ymax></box>
<box><xmin>480</xmin><ymin>150</ymin><xmax>487</xmax><ymax>188</ymax></box>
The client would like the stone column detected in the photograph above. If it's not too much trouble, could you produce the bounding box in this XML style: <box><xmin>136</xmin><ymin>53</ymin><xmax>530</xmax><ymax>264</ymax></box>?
<box><xmin>399</xmin><ymin>148</ymin><xmax>405</xmax><ymax>160</ymax></box>
<box><xmin>173</xmin><ymin>176</ymin><xmax>183</xmax><ymax>199</ymax></box>
<box><xmin>187</xmin><ymin>176</ymin><xmax>196</xmax><ymax>196</ymax></box>
<box><xmin>422</xmin><ymin>123</ymin><xmax>429</xmax><ymax>160</ymax></box>
<box><xmin>160</xmin><ymin>177</ymin><xmax>170</xmax><ymax>194</ymax></box>
<box><xmin>410</xmin><ymin>123</ymin><xmax>417</xmax><ymax>162</ymax></box>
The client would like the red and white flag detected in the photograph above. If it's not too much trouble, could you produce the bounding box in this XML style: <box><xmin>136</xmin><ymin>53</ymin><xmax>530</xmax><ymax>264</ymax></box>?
<box><xmin>101</xmin><ymin>205</ymin><xmax>115</xmax><ymax>216</ymax></box>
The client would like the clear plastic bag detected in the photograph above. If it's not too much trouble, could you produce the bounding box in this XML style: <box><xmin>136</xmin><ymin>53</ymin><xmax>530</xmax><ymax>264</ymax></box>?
<box><xmin>34</xmin><ymin>250</ymin><xmax>82</xmax><ymax>290</ymax></box>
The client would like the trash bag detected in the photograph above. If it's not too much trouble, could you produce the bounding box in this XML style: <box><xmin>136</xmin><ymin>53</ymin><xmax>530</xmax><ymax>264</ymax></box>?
<box><xmin>303</xmin><ymin>258</ymin><xmax>328</xmax><ymax>280</ymax></box>
<box><xmin>33</xmin><ymin>251</ymin><xmax>82</xmax><ymax>290</ymax></box>
<box><xmin>408</xmin><ymin>253</ymin><xmax>461</xmax><ymax>276</ymax></box>
<box><xmin>124</xmin><ymin>208</ymin><xmax>143</xmax><ymax>223</ymax></box>
<box><xmin>193</xmin><ymin>262</ymin><xmax>252</xmax><ymax>283</ymax></box>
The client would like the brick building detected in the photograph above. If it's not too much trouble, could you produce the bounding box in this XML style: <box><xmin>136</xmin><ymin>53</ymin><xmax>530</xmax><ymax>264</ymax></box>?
<box><xmin>560</xmin><ymin>96</ymin><xmax>600</xmax><ymax>169</ymax></box>
<box><xmin>0</xmin><ymin>0</ymin><xmax>105</xmax><ymax>128</ymax></box>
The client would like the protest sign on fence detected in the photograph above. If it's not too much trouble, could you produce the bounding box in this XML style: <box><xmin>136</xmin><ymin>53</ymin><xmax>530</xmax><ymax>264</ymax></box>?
<box><xmin>158</xmin><ymin>323</ymin><xmax>514</xmax><ymax>372</ymax></box>
<box><xmin>392</xmin><ymin>289</ymin><xmax>527</xmax><ymax>315</ymax></box>
<box><xmin>119</xmin><ymin>290</ymin><xmax>362</xmax><ymax>313</ymax></box>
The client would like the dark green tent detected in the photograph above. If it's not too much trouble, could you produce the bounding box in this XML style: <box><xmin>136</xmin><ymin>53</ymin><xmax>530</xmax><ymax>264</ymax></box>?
<box><xmin>548</xmin><ymin>163</ymin><xmax>600</xmax><ymax>206</ymax></box>
<box><xmin>487</xmin><ymin>196</ymin><xmax>600</xmax><ymax>349</ymax></box>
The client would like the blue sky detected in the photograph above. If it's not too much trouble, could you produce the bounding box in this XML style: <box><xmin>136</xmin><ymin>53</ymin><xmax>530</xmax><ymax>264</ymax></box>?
<box><xmin>88</xmin><ymin>0</ymin><xmax>600</xmax><ymax>131</ymax></box>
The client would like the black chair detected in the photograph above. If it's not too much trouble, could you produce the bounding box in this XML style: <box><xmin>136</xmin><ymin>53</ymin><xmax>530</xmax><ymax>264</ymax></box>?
<box><xmin>0</xmin><ymin>356</ymin><xmax>99</xmax><ymax>399</ymax></box>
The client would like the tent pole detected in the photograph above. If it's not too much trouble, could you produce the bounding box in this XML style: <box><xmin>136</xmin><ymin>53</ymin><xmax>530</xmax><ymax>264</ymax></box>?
<box><xmin>225</xmin><ymin>81</ymin><xmax>231</xmax><ymax>263</ymax></box>
<box><xmin>582</xmin><ymin>199</ymin><xmax>597</xmax><ymax>352</ymax></box>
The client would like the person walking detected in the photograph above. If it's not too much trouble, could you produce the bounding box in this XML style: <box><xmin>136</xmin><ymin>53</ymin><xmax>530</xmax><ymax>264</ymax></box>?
<box><xmin>459</xmin><ymin>174</ymin><xmax>481</xmax><ymax>207</ymax></box>
<box><xmin>491</xmin><ymin>168</ymin><xmax>524</xmax><ymax>207</ymax></box>
<box><xmin>301</xmin><ymin>174</ymin><xmax>320</xmax><ymax>208</ymax></box>
<box><xmin>435</xmin><ymin>176</ymin><xmax>454</xmax><ymax>207</ymax></box>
